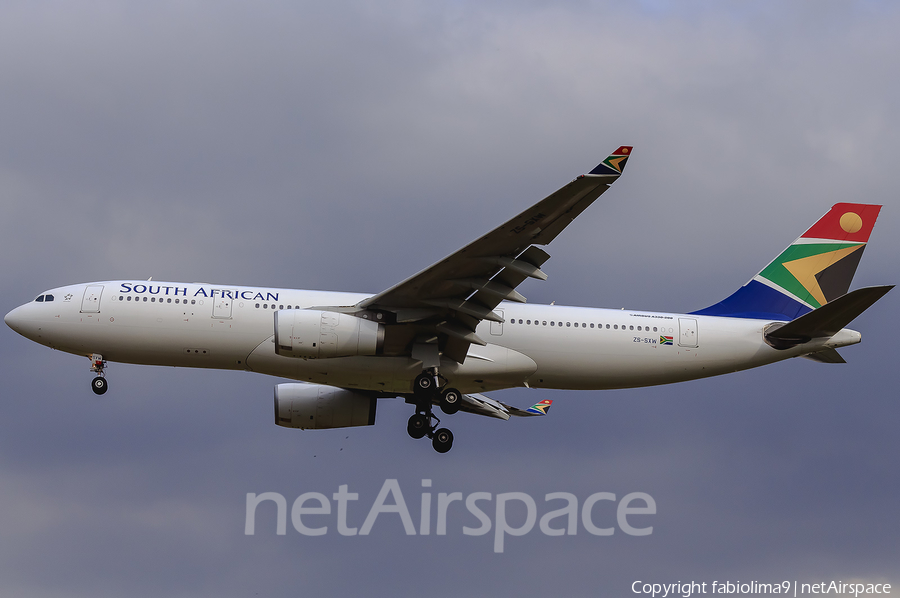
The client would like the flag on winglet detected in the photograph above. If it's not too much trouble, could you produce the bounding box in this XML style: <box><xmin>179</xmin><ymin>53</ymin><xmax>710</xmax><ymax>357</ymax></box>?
<box><xmin>526</xmin><ymin>399</ymin><xmax>553</xmax><ymax>415</ymax></box>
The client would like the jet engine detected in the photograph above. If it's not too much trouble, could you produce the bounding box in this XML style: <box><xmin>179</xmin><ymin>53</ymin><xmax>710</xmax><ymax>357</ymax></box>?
<box><xmin>274</xmin><ymin>383</ymin><xmax>377</xmax><ymax>429</ymax></box>
<box><xmin>274</xmin><ymin>310</ymin><xmax>383</xmax><ymax>359</ymax></box>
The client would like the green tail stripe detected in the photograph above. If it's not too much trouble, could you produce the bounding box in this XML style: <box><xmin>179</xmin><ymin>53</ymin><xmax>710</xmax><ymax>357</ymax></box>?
<box><xmin>759</xmin><ymin>242</ymin><xmax>864</xmax><ymax>309</ymax></box>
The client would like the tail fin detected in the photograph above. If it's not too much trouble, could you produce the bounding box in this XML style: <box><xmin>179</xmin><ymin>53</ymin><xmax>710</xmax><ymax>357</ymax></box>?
<box><xmin>692</xmin><ymin>203</ymin><xmax>882</xmax><ymax>320</ymax></box>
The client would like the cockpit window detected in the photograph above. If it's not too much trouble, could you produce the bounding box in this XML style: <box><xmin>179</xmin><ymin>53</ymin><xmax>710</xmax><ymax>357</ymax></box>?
<box><xmin>34</xmin><ymin>294</ymin><xmax>55</xmax><ymax>303</ymax></box>
<box><xmin>44</xmin><ymin>294</ymin><xmax>54</xmax><ymax>302</ymax></box>
<box><xmin>35</xmin><ymin>295</ymin><xmax>44</xmax><ymax>302</ymax></box>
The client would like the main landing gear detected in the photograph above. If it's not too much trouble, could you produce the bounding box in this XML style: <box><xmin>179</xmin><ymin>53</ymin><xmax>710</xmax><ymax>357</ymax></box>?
<box><xmin>407</xmin><ymin>369</ymin><xmax>461</xmax><ymax>453</ymax></box>
<box><xmin>89</xmin><ymin>353</ymin><xmax>108</xmax><ymax>395</ymax></box>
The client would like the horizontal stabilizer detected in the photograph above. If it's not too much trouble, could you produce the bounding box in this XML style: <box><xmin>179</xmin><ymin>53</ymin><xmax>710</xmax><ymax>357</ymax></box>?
<box><xmin>765</xmin><ymin>285</ymin><xmax>893</xmax><ymax>349</ymax></box>
<box><xmin>801</xmin><ymin>348</ymin><xmax>846</xmax><ymax>364</ymax></box>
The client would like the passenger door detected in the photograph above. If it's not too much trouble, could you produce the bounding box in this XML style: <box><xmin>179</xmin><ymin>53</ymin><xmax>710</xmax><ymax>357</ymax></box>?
<box><xmin>678</xmin><ymin>317</ymin><xmax>698</xmax><ymax>347</ymax></box>
<box><xmin>81</xmin><ymin>285</ymin><xmax>103</xmax><ymax>313</ymax></box>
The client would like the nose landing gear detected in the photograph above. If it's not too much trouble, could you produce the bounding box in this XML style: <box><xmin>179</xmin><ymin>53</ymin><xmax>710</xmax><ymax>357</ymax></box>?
<box><xmin>408</xmin><ymin>368</ymin><xmax>460</xmax><ymax>453</ymax></box>
<box><xmin>89</xmin><ymin>354</ymin><xmax>108</xmax><ymax>395</ymax></box>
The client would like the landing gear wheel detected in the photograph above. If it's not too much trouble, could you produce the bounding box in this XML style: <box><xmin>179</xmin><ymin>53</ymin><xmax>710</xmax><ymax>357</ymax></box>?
<box><xmin>407</xmin><ymin>413</ymin><xmax>429</xmax><ymax>439</ymax></box>
<box><xmin>91</xmin><ymin>376</ymin><xmax>108</xmax><ymax>395</ymax></box>
<box><xmin>413</xmin><ymin>372</ymin><xmax>434</xmax><ymax>396</ymax></box>
<box><xmin>440</xmin><ymin>388</ymin><xmax>461</xmax><ymax>415</ymax></box>
<box><xmin>432</xmin><ymin>428</ymin><xmax>454</xmax><ymax>453</ymax></box>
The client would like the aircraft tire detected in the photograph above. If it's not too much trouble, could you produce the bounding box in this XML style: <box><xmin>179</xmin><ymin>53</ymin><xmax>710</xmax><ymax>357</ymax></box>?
<box><xmin>407</xmin><ymin>414</ymin><xmax>429</xmax><ymax>439</ymax></box>
<box><xmin>440</xmin><ymin>388</ymin><xmax>461</xmax><ymax>414</ymax></box>
<box><xmin>91</xmin><ymin>377</ymin><xmax>108</xmax><ymax>395</ymax></box>
<box><xmin>413</xmin><ymin>372</ymin><xmax>433</xmax><ymax>396</ymax></box>
<box><xmin>432</xmin><ymin>428</ymin><xmax>453</xmax><ymax>453</ymax></box>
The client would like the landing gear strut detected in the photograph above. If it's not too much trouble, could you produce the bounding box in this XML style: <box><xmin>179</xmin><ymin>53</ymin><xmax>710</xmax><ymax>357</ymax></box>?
<box><xmin>89</xmin><ymin>353</ymin><xmax>108</xmax><ymax>395</ymax></box>
<box><xmin>407</xmin><ymin>368</ymin><xmax>459</xmax><ymax>453</ymax></box>
<box><xmin>407</xmin><ymin>413</ymin><xmax>429</xmax><ymax>439</ymax></box>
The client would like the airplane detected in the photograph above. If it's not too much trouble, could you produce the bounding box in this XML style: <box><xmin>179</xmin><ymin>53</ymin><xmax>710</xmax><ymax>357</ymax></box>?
<box><xmin>4</xmin><ymin>146</ymin><xmax>893</xmax><ymax>453</ymax></box>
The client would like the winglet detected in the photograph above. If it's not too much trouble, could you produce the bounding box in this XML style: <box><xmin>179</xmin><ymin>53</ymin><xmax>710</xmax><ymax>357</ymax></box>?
<box><xmin>589</xmin><ymin>146</ymin><xmax>633</xmax><ymax>176</ymax></box>
<box><xmin>525</xmin><ymin>399</ymin><xmax>553</xmax><ymax>415</ymax></box>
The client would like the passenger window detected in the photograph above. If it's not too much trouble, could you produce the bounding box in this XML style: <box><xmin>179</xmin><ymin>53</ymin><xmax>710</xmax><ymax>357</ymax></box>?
<box><xmin>550</xmin><ymin>321</ymin><xmax>555</xmax><ymax>326</ymax></box>
<box><xmin>256</xmin><ymin>303</ymin><xmax>260</xmax><ymax>308</ymax></box>
<box><xmin>614</xmin><ymin>325</ymin><xmax>618</xmax><ymax>329</ymax></box>
<box><xmin>653</xmin><ymin>327</ymin><xmax>657</xmax><ymax>332</ymax></box>
<box><xmin>191</xmin><ymin>300</ymin><xmax>196</xmax><ymax>305</ymax></box>
<box><xmin>637</xmin><ymin>326</ymin><xmax>641</xmax><ymax>331</ymax></box>
<box><xmin>542</xmin><ymin>321</ymin><xmax>547</xmax><ymax>326</ymax></box>
<box><xmin>151</xmin><ymin>298</ymin><xmax>156</xmax><ymax>302</ymax></box>
<box><xmin>168</xmin><ymin>298</ymin><xmax>172</xmax><ymax>303</ymax></box>
<box><xmin>143</xmin><ymin>297</ymin><xmax>148</xmax><ymax>302</ymax></box>
<box><xmin>629</xmin><ymin>325</ymin><xmax>634</xmax><ymax>330</ymax></box>
<box><xmin>279</xmin><ymin>305</ymin><xmax>284</xmax><ymax>310</ymax></box>
<box><xmin>606</xmin><ymin>324</ymin><xmax>610</xmax><ymax>329</ymax></box>
<box><xmin>118</xmin><ymin>296</ymin><xmax>123</xmax><ymax>301</ymax></box>
<box><xmin>590</xmin><ymin>323</ymin><xmax>594</xmax><ymax>328</ymax></box>
<box><xmin>566</xmin><ymin>322</ymin><xmax>570</xmax><ymax>327</ymax></box>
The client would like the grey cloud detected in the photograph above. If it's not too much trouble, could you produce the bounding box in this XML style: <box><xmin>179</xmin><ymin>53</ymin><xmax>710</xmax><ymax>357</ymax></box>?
<box><xmin>1</xmin><ymin>1</ymin><xmax>898</xmax><ymax>596</ymax></box>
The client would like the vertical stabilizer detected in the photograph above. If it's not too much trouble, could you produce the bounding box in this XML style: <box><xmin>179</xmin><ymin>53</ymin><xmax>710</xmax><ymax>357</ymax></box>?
<box><xmin>692</xmin><ymin>203</ymin><xmax>882</xmax><ymax>320</ymax></box>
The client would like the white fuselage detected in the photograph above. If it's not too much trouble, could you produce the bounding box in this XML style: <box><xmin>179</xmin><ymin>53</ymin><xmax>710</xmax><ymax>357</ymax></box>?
<box><xmin>5</xmin><ymin>280</ymin><xmax>862</xmax><ymax>395</ymax></box>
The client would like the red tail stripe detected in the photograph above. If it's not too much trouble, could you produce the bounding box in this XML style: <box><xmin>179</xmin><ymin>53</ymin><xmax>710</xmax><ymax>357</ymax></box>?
<box><xmin>801</xmin><ymin>203</ymin><xmax>881</xmax><ymax>243</ymax></box>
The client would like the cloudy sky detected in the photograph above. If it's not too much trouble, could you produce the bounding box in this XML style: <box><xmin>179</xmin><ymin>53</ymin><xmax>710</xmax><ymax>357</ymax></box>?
<box><xmin>1</xmin><ymin>1</ymin><xmax>898</xmax><ymax>596</ymax></box>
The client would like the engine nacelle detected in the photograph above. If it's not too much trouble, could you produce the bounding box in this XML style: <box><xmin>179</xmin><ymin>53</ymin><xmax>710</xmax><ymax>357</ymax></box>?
<box><xmin>274</xmin><ymin>383</ymin><xmax>376</xmax><ymax>429</ymax></box>
<box><xmin>274</xmin><ymin>309</ymin><xmax>383</xmax><ymax>359</ymax></box>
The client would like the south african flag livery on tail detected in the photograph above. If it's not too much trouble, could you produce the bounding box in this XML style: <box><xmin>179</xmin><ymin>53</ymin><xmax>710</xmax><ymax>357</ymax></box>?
<box><xmin>693</xmin><ymin>203</ymin><xmax>882</xmax><ymax>321</ymax></box>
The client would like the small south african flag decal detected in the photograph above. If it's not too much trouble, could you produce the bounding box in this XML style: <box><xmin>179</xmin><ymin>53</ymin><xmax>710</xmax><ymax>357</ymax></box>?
<box><xmin>660</xmin><ymin>336</ymin><xmax>673</xmax><ymax>345</ymax></box>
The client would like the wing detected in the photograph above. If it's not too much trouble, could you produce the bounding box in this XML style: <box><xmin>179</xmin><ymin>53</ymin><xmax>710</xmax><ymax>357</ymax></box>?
<box><xmin>456</xmin><ymin>394</ymin><xmax>554</xmax><ymax>420</ymax></box>
<box><xmin>349</xmin><ymin>146</ymin><xmax>633</xmax><ymax>363</ymax></box>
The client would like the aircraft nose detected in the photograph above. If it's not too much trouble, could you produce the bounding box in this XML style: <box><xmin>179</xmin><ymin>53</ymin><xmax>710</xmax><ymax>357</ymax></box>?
<box><xmin>5</xmin><ymin>304</ymin><xmax>29</xmax><ymax>336</ymax></box>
